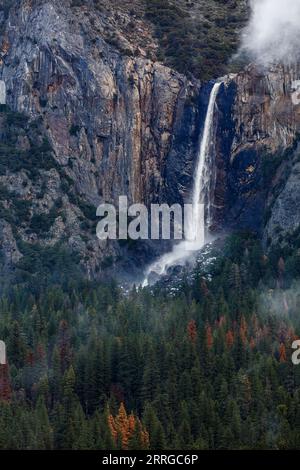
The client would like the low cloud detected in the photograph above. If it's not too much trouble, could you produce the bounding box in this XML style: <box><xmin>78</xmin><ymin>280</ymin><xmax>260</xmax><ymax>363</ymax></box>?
<box><xmin>239</xmin><ymin>0</ymin><xmax>300</xmax><ymax>65</ymax></box>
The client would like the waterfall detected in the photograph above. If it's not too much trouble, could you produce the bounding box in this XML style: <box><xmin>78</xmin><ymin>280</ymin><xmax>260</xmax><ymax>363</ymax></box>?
<box><xmin>142</xmin><ymin>81</ymin><xmax>222</xmax><ymax>286</ymax></box>
<box><xmin>188</xmin><ymin>81</ymin><xmax>221</xmax><ymax>240</ymax></box>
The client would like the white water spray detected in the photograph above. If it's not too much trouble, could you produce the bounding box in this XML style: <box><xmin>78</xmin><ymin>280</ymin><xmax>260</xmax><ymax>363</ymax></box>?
<box><xmin>142</xmin><ymin>82</ymin><xmax>222</xmax><ymax>286</ymax></box>
<box><xmin>187</xmin><ymin>81</ymin><xmax>221</xmax><ymax>242</ymax></box>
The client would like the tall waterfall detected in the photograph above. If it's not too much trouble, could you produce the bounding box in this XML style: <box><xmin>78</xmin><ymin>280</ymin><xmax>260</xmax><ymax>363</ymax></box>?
<box><xmin>142</xmin><ymin>82</ymin><xmax>222</xmax><ymax>286</ymax></box>
<box><xmin>188</xmin><ymin>81</ymin><xmax>222</xmax><ymax>240</ymax></box>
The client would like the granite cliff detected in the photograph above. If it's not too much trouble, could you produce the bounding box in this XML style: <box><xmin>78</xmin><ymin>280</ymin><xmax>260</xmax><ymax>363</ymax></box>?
<box><xmin>212</xmin><ymin>64</ymin><xmax>300</xmax><ymax>248</ymax></box>
<box><xmin>0</xmin><ymin>0</ymin><xmax>300</xmax><ymax>283</ymax></box>
<box><xmin>0</xmin><ymin>0</ymin><xmax>202</xmax><ymax>280</ymax></box>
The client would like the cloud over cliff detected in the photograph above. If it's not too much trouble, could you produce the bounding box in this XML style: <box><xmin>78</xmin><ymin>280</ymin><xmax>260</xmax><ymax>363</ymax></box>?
<box><xmin>240</xmin><ymin>0</ymin><xmax>300</xmax><ymax>64</ymax></box>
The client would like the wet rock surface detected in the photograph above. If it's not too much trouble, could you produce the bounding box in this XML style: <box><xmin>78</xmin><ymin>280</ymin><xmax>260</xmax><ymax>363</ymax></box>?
<box><xmin>0</xmin><ymin>3</ymin><xmax>300</xmax><ymax>283</ymax></box>
<box><xmin>0</xmin><ymin>0</ymin><xmax>201</xmax><ymax>278</ymax></box>
<box><xmin>212</xmin><ymin>65</ymin><xmax>300</xmax><ymax>242</ymax></box>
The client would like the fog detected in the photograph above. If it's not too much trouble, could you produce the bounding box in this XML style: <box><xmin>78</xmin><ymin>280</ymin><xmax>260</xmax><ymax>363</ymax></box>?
<box><xmin>240</xmin><ymin>0</ymin><xmax>300</xmax><ymax>65</ymax></box>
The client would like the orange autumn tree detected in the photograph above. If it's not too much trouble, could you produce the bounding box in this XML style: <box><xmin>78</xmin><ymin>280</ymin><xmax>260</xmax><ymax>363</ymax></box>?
<box><xmin>226</xmin><ymin>330</ymin><xmax>234</xmax><ymax>349</ymax></box>
<box><xmin>279</xmin><ymin>343</ymin><xmax>287</xmax><ymax>363</ymax></box>
<box><xmin>206</xmin><ymin>323</ymin><xmax>213</xmax><ymax>350</ymax></box>
<box><xmin>240</xmin><ymin>316</ymin><xmax>248</xmax><ymax>345</ymax></box>
<box><xmin>187</xmin><ymin>320</ymin><xmax>197</xmax><ymax>344</ymax></box>
<box><xmin>0</xmin><ymin>364</ymin><xmax>11</xmax><ymax>402</ymax></box>
<box><xmin>108</xmin><ymin>402</ymin><xmax>149</xmax><ymax>449</ymax></box>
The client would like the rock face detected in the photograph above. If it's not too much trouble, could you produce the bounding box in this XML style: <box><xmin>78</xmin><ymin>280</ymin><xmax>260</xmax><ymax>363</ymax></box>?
<box><xmin>232</xmin><ymin>64</ymin><xmax>300</xmax><ymax>154</ymax></box>
<box><xmin>212</xmin><ymin>64</ymin><xmax>300</xmax><ymax>245</ymax></box>
<box><xmin>0</xmin><ymin>1</ymin><xmax>300</xmax><ymax>282</ymax></box>
<box><xmin>0</xmin><ymin>0</ymin><xmax>201</xmax><ymax>279</ymax></box>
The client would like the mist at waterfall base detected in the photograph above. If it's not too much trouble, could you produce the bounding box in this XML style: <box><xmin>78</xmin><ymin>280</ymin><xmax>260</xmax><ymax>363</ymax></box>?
<box><xmin>239</xmin><ymin>0</ymin><xmax>300</xmax><ymax>65</ymax></box>
<box><xmin>142</xmin><ymin>82</ymin><xmax>221</xmax><ymax>287</ymax></box>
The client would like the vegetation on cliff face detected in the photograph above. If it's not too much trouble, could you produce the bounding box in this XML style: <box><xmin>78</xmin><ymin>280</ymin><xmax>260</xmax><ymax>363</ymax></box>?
<box><xmin>0</xmin><ymin>232</ymin><xmax>300</xmax><ymax>449</ymax></box>
<box><xmin>0</xmin><ymin>103</ymin><xmax>119</xmax><ymax>290</ymax></box>
<box><xmin>145</xmin><ymin>0</ymin><xmax>249</xmax><ymax>80</ymax></box>
<box><xmin>150</xmin><ymin>0</ymin><xmax>247</xmax><ymax>79</ymax></box>
<box><xmin>0</xmin><ymin>0</ymin><xmax>206</xmax><ymax>278</ymax></box>
<box><xmin>0</xmin><ymin>105</ymin><xmax>83</xmax><ymax>275</ymax></box>
<box><xmin>69</xmin><ymin>0</ymin><xmax>249</xmax><ymax>80</ymax></box>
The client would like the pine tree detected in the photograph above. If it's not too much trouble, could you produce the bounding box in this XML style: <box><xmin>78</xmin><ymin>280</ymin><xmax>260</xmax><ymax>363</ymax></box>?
<box><xmin>35</xmin><ymin>396</ymin><xmax>53</xmax><ymax>449</ymax></box>
<box><xmin>178</xmin><ymin>401</ymin><xmax>192</xmax><ymax>449</ymax></box>
<box><xmin>58</xmin><ymin>320</ymin><xmax>72</xmax><ymax>374</ymax></box>
<box><xmin>226</xmin><ymin>330</ymin><xmax>234</xmax><ymax>349</ymax></box>
<box><xmin>143</xmin><ymin>403</ymin><xmax>165</xmax><ymax>450</ymax></box>
<box><xmin>187</xmin><ymin>320</ymin><xmax>197</xmax><ymax>344</ymax></box>
<box><xmin>240</xmin><ymin>316</ymin><xmax>248</xmax><ymax>345</ymax></box>
<box><xmin>206</xmin><ymin>323</ymin><xmax>213</xmax><ymax>350</ymax></box>
<box><xmin>279</xmin><ymin>343</ymin><xmax>287</xmax><ymax>363</ymax></box>
<box><xmin>8</xmin><ymin>321</ymin><xmax>26</xmax><ymax>368</ymax></box>
<box><xmin>61</xmin><ymin>366</ymin><xmax>77</xmax><ymax>449</ymax></box>
<box><xmin>0</xmin><ymin>364</ymin><xmax>11</xmax><ymax>402</ymax></box>
<box><xmin>50</xmin><ymin>346</ymin><xmax>62</xmax><ymax>404</ymax></box>
<box><xmin>108</xmin><ymin>403</ymin><xmax>148</xmax><ymax>450</ymax></box>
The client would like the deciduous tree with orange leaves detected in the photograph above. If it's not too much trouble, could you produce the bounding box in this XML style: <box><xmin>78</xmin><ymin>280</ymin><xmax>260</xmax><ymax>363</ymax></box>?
<box><xmin>108</xmin><ymin>403</ymin><xmax>149</xmax><ymax>450</ymax></box>
<box><xmin>187</xmin><ymin>320</ymin><xmax>197</xmax><ymax>344</ymax></box>
<box><xmin>226</xmin><ymin>330</ymin><xmax>234</xmax><ymax>349</ymax></box>
<box><xmin>279</xmin><ymin>343</ymin><xmax>287</xmax><ymax>363</ymax></box>
<box><xmin>206</xmin><ymin>324</ymin><xmax>213</xmax><ymax>350</ymax></box>
<box><xmin>0</xmin><ymin>364</ymin><xmax>11</xmax><ymax>402</ymax></box>
<box><xmin>240</xmin><ymin>316</ymin><xmax>248</xmax><ymax>345</ymax></box>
